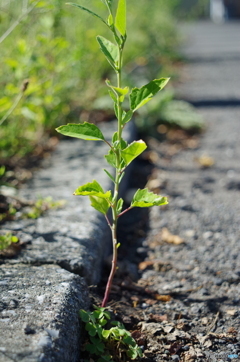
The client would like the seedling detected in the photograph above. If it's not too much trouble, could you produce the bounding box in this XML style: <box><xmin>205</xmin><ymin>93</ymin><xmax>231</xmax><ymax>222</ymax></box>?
<box><xmin>79</xmin><ymin>306</ymin><xmax>142</xmax><ymax>361</ymax></box>
<box><xmin>56</xmin><ymin>0</ymin><xmax>169</xmax><ymax>307</ymax></box>
<box><xmin>0</xmin><ymin>233</ymin><xmax>18</xmax><ymax>251</ymax></box>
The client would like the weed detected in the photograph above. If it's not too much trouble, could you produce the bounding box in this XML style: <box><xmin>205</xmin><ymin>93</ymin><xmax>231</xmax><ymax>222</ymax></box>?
<box><xmin>0</xmin><ymin>233</ymin><xmax>18</xmax><ymax>251</ymax></box>
<box><xmin>79</xmin><ymin>306</ymin><xmax>142</xmax><ymax>361</ymax></box>
<box><xmin>56</xmin><ymin>0</ymin><xmax>169</xmax><ymax>307</ymax></box>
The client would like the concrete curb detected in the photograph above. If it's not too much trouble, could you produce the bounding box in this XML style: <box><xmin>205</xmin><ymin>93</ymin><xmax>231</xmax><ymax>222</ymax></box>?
<box><xmin>0</xmin><ymin>121</ymin><xmax>135</xmax><ymax>361</ymax></box>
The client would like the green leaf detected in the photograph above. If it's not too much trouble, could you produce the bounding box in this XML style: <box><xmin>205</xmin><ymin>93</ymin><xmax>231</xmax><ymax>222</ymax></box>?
<box><xmin>130</xmin><ymin>78</ymin><xmax>170</xmax><ymax>111</ymax></box>
<box><xmin>117</xmin><ymin>198</ymin><xmax>123</xmax><ymax>214</ymax></box>
<box><xmin>66</xmin><ymin>3</ymin><xmax>108</xmax><ymax>26</ymax></box>
<box><xmin>104</xmin><ymin>169</ymin><xmax>115</xmax><ymax>183</ymax></box>
<box><xmin>122</xmin><ymin>110</ymin><xmax>133</xmax><ymax>125</ymax></box>
<box><xmin>115</xmin><ymin>0</ymin><xmax>126</xmax><ymax>36</ymax></box>
<box><xmin>86</xmin><ymin>322</ymin><xmax>97</xmax><ymax>336</ymax></box>
<box><xmin>79</xmin><ymin>309</ymin><xmax>90</xmax><ymax>323</ymax></box>
<box><xmin>131</xmin><ymin>188</ymin><xmax>168</xmax><ymax>208</ymax></box>
<box><xmin>121</xmin><ymin>140</ymin><xmax>147</xmax><ymax>166</ymax></box>
<box><xmin>108</xmin><ymin>89</ymin><xmax>117</xmax><ymax>103</ymax></box>
<box><xmin>96</xmin><ymin>36</ymin><xmax>118</xmax><ymax>69</ymax></box>
<box><xmin>74</xmin><ymin>180</ymin><xmax>111</xmax><ymax>199</ymax></box>
<box><xmin>102</xmin><ymin>329</ymin><xmax>111</xmax><ymax>339</ymax></box>
<box><xmin>105</xmin><ymin>149</ymin><xmax>117</xmax><ymax>168</ymax></box>
<box><xmin>89</xmin><ymin>196</ymin><xmax>110</xmax><ymax>215</ymax></box>
<box><xmin>56</xmin><ymin>122</ymin><xmax>105</xmax><ymax>141</ymax></box>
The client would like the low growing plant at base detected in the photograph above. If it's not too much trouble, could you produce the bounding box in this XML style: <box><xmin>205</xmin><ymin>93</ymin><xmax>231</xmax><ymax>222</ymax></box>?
<box><xmin>0</xmin><ymin>233</ymin><xmax>18</xmax><ymax>251</ymax></box>
<box><xmin>79</xmin><ymin>306</ymin><xmax>142</xmax><ymax>362</ymax></box>
<box><xmin>56</xmin><ymin>0</ymin><xmax>169</xmax><ymax>308</ymax></box>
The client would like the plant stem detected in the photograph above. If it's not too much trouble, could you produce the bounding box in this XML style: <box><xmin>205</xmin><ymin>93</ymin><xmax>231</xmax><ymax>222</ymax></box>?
<box><xmin>101</xmin><ymin>41</ymin><xmax>124</xmax><ymax>307</ymax></box>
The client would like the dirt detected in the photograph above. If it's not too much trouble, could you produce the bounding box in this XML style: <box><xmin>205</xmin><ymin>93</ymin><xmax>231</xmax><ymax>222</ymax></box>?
<box><xmin>84</xmin><ymin>124</ymin><xmax>240</xmax><ymax>362</ymax></box>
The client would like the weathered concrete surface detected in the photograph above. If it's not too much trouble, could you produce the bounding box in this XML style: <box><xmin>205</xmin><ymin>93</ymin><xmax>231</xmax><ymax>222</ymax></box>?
<box><xmin>1</xmin><ymin>122</ymin><xmax>134</xmax><ymax>284</ymax></box>
<box><xmin>0</xmin><ymin>121</ymin><xmax>135</xmax><ymax>361</ymax></box>
<box><xmin>0</xmin><ymin>264</ymin><xmax>89</xmax><ymax>362</ymax></box>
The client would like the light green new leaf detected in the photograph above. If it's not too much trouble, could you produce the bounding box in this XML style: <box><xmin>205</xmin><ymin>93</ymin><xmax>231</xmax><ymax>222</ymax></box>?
<box><xmin>117</xmin><ymin>198</ymin><xmax>124</xmax><ymax>214</ymax></box>
<box><xmin>96</xmin><ymin>36</ymin><xmax>118</xmax><ymax>69</ymax></box>
<box><xmin>111</xmin><ymin>86</ymin><xmax>129</xmax><ymax>96</ymax></box>
<box><xmin>105</xmin><ymin>149</ymin><xmax>117</xmax><ymax>168</ymax></box>
<box><xmin>131</xmin><ymin>188</ymin><xmax>168</xmax><ymax>208</ymax></box>
<box><xmin>66</xmin><ymin>3</ymin><xmax>108</xmax><ymax>26</ymax></box>
<box><xmin>56</xmin><ymin>122</ymin><xmax>105</xmax><ymax>141</ymax></box>
<box><xmin>122</xmin><ymin>110</ymin><xmax>133</xmax><ymax>125</ymax></box>
<box><xmin>104</xmin><ymin>169</ymin><xmax>115</xmax><ymax>183</ymax></box>
<box><xmin>115</xmin><ymin>0</ymin><xmax>126</xmax><ymax>36</ymax></box>
<box><xmin>74</xmin><ymin>180</ymin><xmax>111</xmax><ymax>199</ymax></box>
<box><xmin>121</xmin><ymin>140</ymin><xmax>147</xmax><ymax>166</ymax></box>
<box><xmin>130</xmin><ymin>78</ymin><xmax>170</xmax><ymax>111</ymax></box>
<box><xmin>89</xmin><ymin>196</ymin><xmax>109</xmax><ymax>215</ymax></box>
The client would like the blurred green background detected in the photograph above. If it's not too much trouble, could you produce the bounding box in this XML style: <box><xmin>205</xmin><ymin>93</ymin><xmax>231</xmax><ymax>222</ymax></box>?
<box><xmin>0</xmin><ymin>0</ymin><xmax>181</xmax><ymax>164</ymax></box>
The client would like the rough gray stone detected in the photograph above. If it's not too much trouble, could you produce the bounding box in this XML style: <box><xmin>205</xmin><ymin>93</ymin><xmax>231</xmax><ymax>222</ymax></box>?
<box><xmin>0</xmin><ymin>264</ymin><xmax>89</xmax><ymax>362</ymax></box>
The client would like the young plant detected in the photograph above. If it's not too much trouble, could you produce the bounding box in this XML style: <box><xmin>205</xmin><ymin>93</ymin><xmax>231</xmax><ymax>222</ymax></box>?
<box><xmin>79</xmin><ymin>306</ymin><xmax>142</xmax><ymax>361</ymax></box>
<box><xmin>56</xmin><ymin>0</ymin><xmax>169</xmax><ymax>307</ymax></box>
<box><xmin>0</xmin><ymin>233</ymin><xmax>18</xmax><ymax>251</ymax></box>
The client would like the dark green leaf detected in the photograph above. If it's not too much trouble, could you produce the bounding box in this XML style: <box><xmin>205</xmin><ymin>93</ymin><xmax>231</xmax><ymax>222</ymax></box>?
<box><xmin>130</xmin><ymin>78</ymin><xmax>170</xmax><ymax>111</ymax></box>
<box><xmin>121</xmin><ymin>140</ymin><xmax>147</xmax><ymax>166</ymax></box>
<box><xmin>86</xmin><ymin>322</ymin><xmax>96</xmax><ymax>336</ymax></box>
<box><xmin>79</xmin><ymin>309</ymin><xmax>90</xmax><ymax>323</ymax></box>
<box><xmin>131</xmin><ymin>188</ymin><xmax>168</xmax><ymax>208</ymax></box>
<box><xmin>96</xmin><ymin>36</ymin><xmax>118</xmax><ymax>69</ymax></box>
<box><xmin>56</xmin><ymin>122</ymin><xmax>105</xmax><ymax>141</ymax></box>
<box><xmin>66</xmin><ymin>3</ymin><xmax>108</xmax><ymax>26</ymax></box>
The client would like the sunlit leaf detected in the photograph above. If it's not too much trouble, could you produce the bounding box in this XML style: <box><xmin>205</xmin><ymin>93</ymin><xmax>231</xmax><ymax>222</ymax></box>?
<box><xmin>131</xmin><ymin>188</ymin><xmax>168</xmax><ymax>208</ymax></box>
<box><xmin>121</xmin><ymin>140</ymin><xmax>147</xmax><ymax>166</ymax></box>
<box><xmin>89</xmin><ymin>196</ymin><xmax>110</xmax><ymax>215</ymax></box>
<box><xmin>56</xmin><ymin>122</ymin><xmax>105</xmax><ymax>141</ymax></box>
<box><xmin>74</xmin><ymin>180</ymin><xmax>111</xmax><ymax>199</ymax></box>
<box><xmin>96</xmin><ymin>36</ymin><xmax>118</xmax><ymax>69</ymax></box>
<box><xmin>130</xmin><ymin>78</ymin><xmax>170</xmax><ymax>111</ymax></box>
<box><xmin>115</xmin><ymin>0</ymin><xmax>126</xmax><ymax>36</ymax></box>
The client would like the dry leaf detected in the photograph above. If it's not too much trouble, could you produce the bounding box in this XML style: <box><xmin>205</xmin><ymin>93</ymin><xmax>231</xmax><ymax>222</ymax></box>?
<box><xmin>195</xmin><ymin>155</ymin><xmax>215</xmax><ymax>168</ymax></box>
<box><xmin>161</xmin><ymin>228</ymin><xmax>185</xmax><ymax>245</ymax></box>
<box><xmin>154</xmin><ymin>293</ymin><xmax>172</xmax><ymax>302</ymax></box>
<box><xmin>226</xmin><ymin>309</ymin><xmax>237</xmax><ymax>316</ymax></box>
<box><xmin>149</xmin><ymin>313</ymin><xmax>168</xmax><ymax>322</ymax></box>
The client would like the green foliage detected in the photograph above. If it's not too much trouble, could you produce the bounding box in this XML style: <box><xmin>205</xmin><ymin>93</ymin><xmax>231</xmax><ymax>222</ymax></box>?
<box><xmin>56</xmin><ymin>122</ymin><xmax>105</xmax><ymax>141</ymax></box>
<box><xmin>0</xmin><ymin>233</ymin><xmax>18</xmax><ymax>251</ymax></box>
<box><xmin>22</xmin><ymin>196</ymin><xmax>65</xmax><ymax>219</ymax></box>
<box><xmin>131</xmin><ymin>189</ymin><xmax>168</xmax><ymax>208</ymax></box>
<box><xmin>0</xmin><ymin>0</ymin><xmax>178</xmax><ymax>162</ymax></box>
<box><xmin>130</xmin><ymin>78</ymin><xmax>170</xmax><ymax>112</ymax></box>
<box><xmin>79</xmin><ymin>306</ymin><xmax>142</xmax><ymax>361</ymax></box>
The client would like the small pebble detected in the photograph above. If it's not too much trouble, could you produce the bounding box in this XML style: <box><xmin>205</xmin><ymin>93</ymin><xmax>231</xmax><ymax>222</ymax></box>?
<box><xmin>182</xmin><ymin>345</ymin><xmax>190</xmax><ymax>351</ymax></box>
<box><xmin>228</xmin><ymin>355</ymin><xmax>239</xmax><ymax>359</ymax></box>
<box><xmin>171</xmin><ymin>355</ymin><xmax>180</xmax><ymax>361</ymax></box>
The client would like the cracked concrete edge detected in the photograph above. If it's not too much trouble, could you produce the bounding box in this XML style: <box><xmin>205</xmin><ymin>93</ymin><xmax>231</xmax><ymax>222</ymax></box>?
<box><xmin>0</xmin><ymin>121</ymin><xmax>136</xmax><ymax>362</ymax></box>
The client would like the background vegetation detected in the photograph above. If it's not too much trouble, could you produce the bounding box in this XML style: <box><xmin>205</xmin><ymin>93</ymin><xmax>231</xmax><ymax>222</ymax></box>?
<box><xmin>0</xmin><ymin>0</ymin><xmax>179</xmax><ymax>164</ymax></box>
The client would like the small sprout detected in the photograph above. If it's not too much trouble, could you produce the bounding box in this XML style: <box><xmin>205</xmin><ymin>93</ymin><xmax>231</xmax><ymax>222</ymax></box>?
<box><xmin>0</xmin><ymin>233</ymin><xmax>18</xmax><ymax>251</ymax></box>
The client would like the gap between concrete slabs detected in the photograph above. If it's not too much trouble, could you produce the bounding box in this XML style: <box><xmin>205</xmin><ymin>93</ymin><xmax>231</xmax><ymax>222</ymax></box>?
<box><xmin>0</xmin><ymin>122</ymin><xmax>135</xmax><ymax>362</ymax></box>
